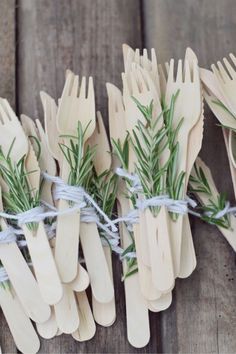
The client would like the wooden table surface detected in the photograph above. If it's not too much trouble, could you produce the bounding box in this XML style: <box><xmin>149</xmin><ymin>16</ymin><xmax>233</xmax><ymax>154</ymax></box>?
<box><xmin>0</xmin><ymin>0</ymin><xmax>236</xmax><ymax>353</ymax></box>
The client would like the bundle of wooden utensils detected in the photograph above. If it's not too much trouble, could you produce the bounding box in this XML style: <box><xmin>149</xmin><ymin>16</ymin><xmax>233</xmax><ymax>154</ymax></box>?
<box><xmin>1</xmin><ymin>45</ymin><xmax>236</xmax><ymax>353</ymax></box>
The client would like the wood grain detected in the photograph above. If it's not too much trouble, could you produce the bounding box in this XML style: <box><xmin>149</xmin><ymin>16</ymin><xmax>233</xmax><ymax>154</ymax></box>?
<box><xmin>17</xmin><ymin>0</ymin><xmax>161</xmax><ymax>353</ymax></box>
<box><xmin>0</xmin><ymin>1</ymin><xmax>18</xmax><ymax>353</ymax></box>
<box><xmin>143</xmin><ymin>0</ymin><xmax>236</xmax><ymax>352</ymax></box>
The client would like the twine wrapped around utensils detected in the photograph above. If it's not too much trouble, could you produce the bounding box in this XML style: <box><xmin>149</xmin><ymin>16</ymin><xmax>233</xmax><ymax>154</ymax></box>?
<box><xmin>116</xmin><ymin>167</ymin><xmax>199</xmax><ymax>214</ymax></box>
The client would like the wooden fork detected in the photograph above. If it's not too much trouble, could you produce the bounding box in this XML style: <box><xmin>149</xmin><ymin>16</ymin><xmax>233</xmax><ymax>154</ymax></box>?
<box><xmin>87</xmin><ymin>111</ymin><xmax>116</xmax><ymax>326</ymax></box>
<box><xmin>40</xmin><ymin>91</ymin><xmax>90</xmax><ymax>291</ymax></box>
<box><xmin>211</xmin><ymin>54</ymin><xmax>236</xmax><ymax>116</ymax></box>
<box><xmin>21</xmin><ymin>114</ymin><xmax>57</xmax><ymax>206</ymax></box>
<box><xmin>107</xmin><ymin>82</ymin><xmax>150</xmax><ymax>348</ymax></box>
<box><xmin>0</xmin><ymin>99</ymin><xmax>62</xmax><ymax>305</ymax></box>
<box><xmin>55</xmin><ymin>71</ymin><xmax>95</xmax><ymax>283</ymax></box>
<box><xmin>165</xmin><ymin>59</ymin><xmax>201</xmax><ymax>276</ymax></box>
<box><xmin>0</xmin><ymin>187</ymin><xmax>51</xmax><ymax>324</ymax></box>
<box><xmin>123</xmin><ymin>44</ymin><xmax>161</xmax><ymax>97</ymax></box>
<box><xmin>178</xmin><ymin>47</ymin><xmax>202</xmax><ymax>278</ymax></box>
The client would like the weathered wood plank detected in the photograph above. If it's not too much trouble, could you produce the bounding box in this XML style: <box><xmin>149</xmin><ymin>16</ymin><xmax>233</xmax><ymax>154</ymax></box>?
<box><xmin>0</xmin><ymin>1</ymin><xmax>17</xmax><ymax>353</ymax></box>
<box><xmin>17</xmin><ymin>0</ymin><xmax>162</xmax><ymax>352</ymax></box>
<box><xmin>143</xmin><ymin>0</ymin><xmax>236</xmax><ymax>353</ymax></box>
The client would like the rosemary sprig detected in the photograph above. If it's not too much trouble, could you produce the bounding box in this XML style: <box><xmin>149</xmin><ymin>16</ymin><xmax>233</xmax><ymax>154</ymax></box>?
<box><xmin>189</xmin><ymin>164</ymin><xmax>211</xmax><ymax>195</ymax></box>
<box><xmin>189</xmin><ymin>163</ymin><xmax>230</xmax><ymax>229</ymax></box>
<box><xmin>130</xmin><ymin>92</ymin><xmax>185</xmax><ymax>219</ymax></box>
<box><xmin>59</xmin><ymin>121</ymin><xmax>96</xmax><ymax>190</ymax></box>
<box><xmin>131</xmin><ymin>98</ymin><xmax>168</xmax><ymax>206</ymax></box>
<box><xmin>201</xmin><ymin>194</ymin><xmax>230</xmax><ymax>229</ymax></box>
<box><xmin>0</xmin><ymin>139</ymin><xmax>40</xmax><ymax>231</ymax></box>
<box><xmin>121</xmin><ymin>236</ymin><xmax>138</xmax><ymax>280</ymax></box>
<box><xmin>89</xmin><ymin>169</ymin><xmax>118</xmax><ymax>220</ymax></box>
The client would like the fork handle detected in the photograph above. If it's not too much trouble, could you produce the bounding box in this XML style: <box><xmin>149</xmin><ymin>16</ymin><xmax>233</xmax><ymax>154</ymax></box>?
<box><xmin>178</xmin><ymin>214</ymin><xmax>197</xmax><ymax>278</ymax></box>
<box><xmin>92</xmin><ymin>246</ymin><xmax>116</xmax><ymax>327</ymax></box>
<box><xmin>118</xmin><ymin>195</ymin><xmax>150</xmax><ymax>348</ymax></box>
<box><xmin>22</xmin><ymin>222</ymin><xmax>63</xmax><ymax>305</ymax></box>
<box><xmin>0</xmin><ymin>242</ymin><xmax>51</xmax><ymax>323</ymax></box>
<box><xmin>55</xmin><ymin>199</ymin><xmax>80</xmax><ymax>283</ymax></box>
<box><xmin>145</xmin><ymin>206</ymin><xmax>175</xmax><ymax>292</ymax></box>
<box><xmin>54</xmin><ymin>283</ymin><xmax>80</xmax><ymax>334</ymax></box>
<box><xmin>0</xmin><ymin>287</ymin><xmax>40</xmax><ymax>354</ymax></box>
<box><xmin>80</xmin><ymin>222</ymin><xmax>114</xmax><ymax>303</ymax></box>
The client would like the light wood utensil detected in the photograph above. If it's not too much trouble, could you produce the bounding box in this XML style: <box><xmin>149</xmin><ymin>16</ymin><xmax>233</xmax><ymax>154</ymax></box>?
<box><xmin>122</xmin><ymin>44</ymin><xmax>161</xmax><ymax>97</ymax></box>
<box><xmin>70</xmin><ymin>263</ymin><xmax>90</xmax><ymax>292</ymax></box>
<box><xmin>165</xmin><ymin>59</ymin><xmax>201</xmax><ymax>276</ymax></box>
<box><xmin>36</xmin><ymin>308</ymin><xmax>58</xmax><ymax>339</ymax></box>
<box><xmin>122</xmin><ymin>65</ymin><xmax>155</xmax><ymax>266</ymax></box>
<box><xmin>80</xmin><ymin>222</ymin><xmax>114</xmax><ymax>303</ymax></box>
<box><xmin>123</xmin><ymin>63</ymin><xmax>174</xmax><ymax>292</ymax></box>
<box><xmin>40</xmin><ymin>91</ymin><xmax>61</xmax><ymax>161</ymax></box>
<box><xmin>107</xmin><ymin>82</ymin><xmax>150</xmax><ymax>348</ymax></box>
<box><xmin>54</xmin><ymin>283</ymin><xmax>80</xmax><ymax>334</ymax></box>
<box><xmin>200</xmin><ymin>68</ymin><xmax>228</xmax><ymax>106</ymax></box>
<box><xmin>0</xmin><ymin>99</ymin><xmax>62</xmax><ymax>305</ymax></box>
<box><xmin>87</xmin><ymin>110</ymin><xmax>116</xmax><ymax>325</ymax></box>
<box><xmin>109</xmin><ymin>79</ymin><xmax>160</xmax><ymax>297</ymax></box>
<box><xmin>87</xmin><ymin>110</ymin><xmax>111</xmax><ymax>174</ymax></box>
<box><xmin>0</xmin><ymin>188</ymin><xmax>51</xmax><ymax>324</ymax></box>
<box><xmin>178</xmin><ymin>47</ymin><xmax>202</xmax><ymax>278</ymax></box>
<box><xmin>55</xmin><ymin>71</ymin><xmax>95</xmax><ymax>283</ymax></box>
<box><xmin>92</xmin><ymin>246</ymin><xmax>116</xmax><ymax>326</ymax></box>
<box><xmin>211</xmin><ymin>54</ymin><xmax>236</xmax><ymax>116</ymax></box>
<box><xmin>22</xmin><ymin>115</ymin><xmax>82</xmax><ymax>334</ymax></box>
<box><xmin>72</xmin><ymin>291</ymin><xmax>96</xmax><ymax>342</ymax></box>
<box><xmin>0</xmin><ymin>285</ymin><xmax>40</xmax><ymax>354</ymax></box>
<box><xmin>21</xmin><ymin>114</ymin><xmax>57</xmax><ymax>206</ymax></box>
<box><xmin>147</xmin><ymin>291</ymin><xmax>172</xmax><ymax>312</ymax></box>
<box><xmin>41</xmin><ymin>91</ymin><xmax>92</xmax><ymax>295</ymax></box>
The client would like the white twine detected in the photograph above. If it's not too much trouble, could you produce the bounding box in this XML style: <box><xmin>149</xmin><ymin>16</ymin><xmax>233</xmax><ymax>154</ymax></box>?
<box><xmin>116</xmin><ymin>168</ymin><xmax>198</xmax><ymax>221</ymax></box>
<box><xmin>204</xmin><ymin>201</ymin><xmax>236</xmax><ymax>219</ymax></box>
<box><xmin>43</xmin><ymin>173</ymin><xmax>117</xmax><ymax>232</ymax></box>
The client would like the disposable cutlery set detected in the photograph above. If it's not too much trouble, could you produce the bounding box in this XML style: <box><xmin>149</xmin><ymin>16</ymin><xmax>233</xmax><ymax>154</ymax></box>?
<box><xmin>0</xmin><ymin>45</ymin><xmax>236</xmax><ymax>352</ymax></box>
<box><xmin>107</xmin><ymin>45</ymin><xmax>203</xmax><ymax>347</ymax></box>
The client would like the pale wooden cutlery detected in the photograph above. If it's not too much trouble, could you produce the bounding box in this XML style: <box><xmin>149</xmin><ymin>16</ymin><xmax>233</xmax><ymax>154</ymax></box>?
<box><xmin>107</xmin><ymin>82</ymin><xmax>150</xmax><ymax>348</ymax></box>
<box><xmin>41</xmin><ymin>90</ymin><xmax>91</xmax><ymax>289</ymax></box>
<box><xmin>211</xmin><ymin>54</ymin><xmax>236</xmax><ymax>116</ymax></box>
<box><xmin>123</xmin><ymin>44</ymin><xmax>161</xmax><ymax>97</ymax></box>
<box><xmin>72</xmin><ymin>291</ymin><xmax>96</xmax><ymax>342</ymax></box>
<box><xmin>0</xmin><ymin>186</ymin><xmax>51</xmax><ymax>323</ymax></box>
<box><xmin>0</xmin><ymin>285</ymin><xmax>40</xmax><ymax>353</ymax></box>
<box><xmin>36</xmin><ymin>309</ymin><xmax>58</xmax><ymax>339</ymax></box>
<box><xmin>21</xmin><ymin>114</ymin><xmax>57</xmax><ymax>206</ymax></box>
<box><xmin>87</xmin><ymin>111</ymin><xmax>116</xmax><ymax>326</ymax></box>
<box><xmin>70</xmin><ymin>263</ymin><xmax>90</xmax><ymax>292</ymax></box>
<box><xmin>54</xmin><ymin>283</ymin><xmax>80</xmax><ymax>334</ymax></box>
<box><xmin>123</xmin><ymin>63</ymin><xmax>174</xmax><ymax>292</ymax></box>
<box><xmin>178</xmin><ymin>47</ymin><xmax>202</xmax><ymax>278</ymax></box>
<box><xmin>165</xmin><ymin>59</ymin><xmax>201</xmax><ymax>276</ymax></box>
<box><xmin>56</xmin><ymin>71</ymin><xmax>95</xmax><ymax>283</ymax></box>
<box><xmin>0</xmin><ymin>99</ymin><xmax>62</xmax><ymax>305</ymax></box>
